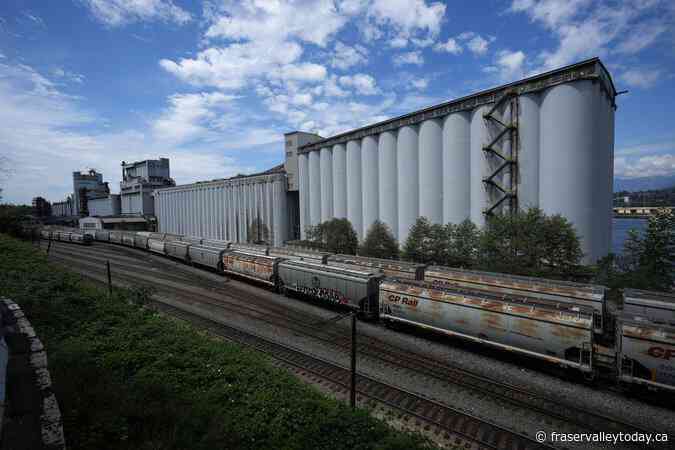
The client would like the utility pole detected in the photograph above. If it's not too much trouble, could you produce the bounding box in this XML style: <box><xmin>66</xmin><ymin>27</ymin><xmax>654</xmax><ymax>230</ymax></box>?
<box><xmin>106</xmin><ymin>260</ymin><xmax>112</xmax><ymax>297</ymax></box>
<box><xmin>350</xmin><ymin>311</ymin><xmax>357</xmax><ymax>409</ymax></box>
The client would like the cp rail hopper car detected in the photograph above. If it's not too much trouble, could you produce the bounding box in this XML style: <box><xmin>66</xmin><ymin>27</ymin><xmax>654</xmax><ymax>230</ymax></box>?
<box><xmin>277</xmin><ymin>260</ymin><xmax>383</xmax><ymax>318</ymax></box>
<box><xmin>623</xmin><ymin>289</ymin><xmax>675</xmax><ymax>323</ymax></box>
<box><xmin>380</xmin><ymin>279</ymin><xmax>595</xmax><ymax>372</ymax></box>
<box><xmin>616</xmin><ymin>314</ymin><xmax>675</xmax><ymax>392</ymax></box>
<box><xmin>327</xmin><ymin>254</ymin><xmax>426</xmax><ymax>280</ymax></box>
<box><xmin>222</xmin><ymin>251</ymin><xmax>282</xmax><ymax>286</ymax></box>
<box><xmin>424</xmin><ymin>266</ymin><xmax>607</xmax><ymax>334</ymax></box>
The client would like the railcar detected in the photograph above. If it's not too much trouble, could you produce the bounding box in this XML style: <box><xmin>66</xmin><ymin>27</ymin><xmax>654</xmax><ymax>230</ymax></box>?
<box><xmin>379</xmin><ymin>278</ymin><xmax>595</xmax><ymax>372</ymax></box>
<box><xmin>201</xmin><ymin>239</ymin><xmax>231</xmax><ymax>249</ymax></box>
<box><xmin>165</xmin><ymin>241</ymin><xmax>191</xmax><ymax>262</ymax></box>
<box><xmin>94</xmin><ymin>230</ymin><xmax>110</xmax><ymax>242</ymax></box>
<box><xmin>277</xmin><ymin>260</ymin><xmax>383</xmax><ymax>318</ymax></box>
<box><xmin>616</xmin><ymin>314</ymin><xmax>675</xmax><ymax>392</ymax></box>
<box><xmin>327</xmin><ymin>254</ymin><xmax>426</xmax><ymax>280</ymax></box>
<box><xmin>623</xmin><ymin>289</ymin><xmax>675</xmax><ymax>323</ymax></box>
<box><xmin>149</xmin><ymin>232</ymin><xmax>166</xmax><ymax>240</ymax></box>
<box><xmin>109</xmin><ymin>230</ymin><xmax>125</xmax><ymax>245</ymax></box>
<box><xmin>424</xmin><ymin>266</ymin><xmax>606</xmax><ymax>334</ymax></box>
<box><xmin>133</xmin><ymin>234</ymin><xmax>149</xmax><ymax>250</ymax></box>
<box><xmin>121</xmin><ymin>233</ymin><xmax>136</xmax><ymax>247</ymax></box>
<box><xmin>180</xmin><ymin>236</ymin><xmax>203</xmax><ymax>245</ymax></box>
<box><xmin>268</xmin><ymin>247</ymin><xmax>331</xmax><ymax>264</ymax></box>
<box><xmin>163</xmin><ymin>233</ymin><xmax>183</xmax><ymax>242</ymax></box>
<box><xmin>69</xmin><ymin>232</ymin><xmax>93</xmax><ymax>245</ymax></box>
<box><xmin>57</xmin><ymin>231</ymin><xmax>72</xmax><ymax>242</ymax></box>
<box><xmin>221</xmin><ymin>250</ymin><xmax>282</xmax><ymax>286</ymax></box>
<box><xmin>147</xmin><ymin>238</ymin><xmax>166</xmax><ymax>255</ymax></box>
<box><xmin>189</xmin><ymin>245</ymin><xmax>227</xmax><ymax>271</ymax></box>
<box><xmin>40</xmin><ymin>230</ymin><xmax>52</xmax><ymax>240</ymax></box>
<box><xmin>230</xmin><ymin>242</ymin><xmax>270</xmax><ymax>255</ymax></box>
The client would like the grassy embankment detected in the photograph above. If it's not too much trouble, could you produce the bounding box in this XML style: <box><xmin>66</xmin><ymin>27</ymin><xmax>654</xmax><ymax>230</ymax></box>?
<box><xmin>0</xmin><ymin>235</ymin><xmax>433</xmax><ymax>450</ymax></box>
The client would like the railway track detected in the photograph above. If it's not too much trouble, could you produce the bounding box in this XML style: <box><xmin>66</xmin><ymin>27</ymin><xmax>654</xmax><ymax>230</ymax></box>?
<box><xmin>149</xmin><ymin>299</ymin><xmax>552</xmax><ymax>450</ymax></box>
<box><xmin>48</xmin><ymin>241</ymin><xmax>659</xmax><ymax>446</ymax></box>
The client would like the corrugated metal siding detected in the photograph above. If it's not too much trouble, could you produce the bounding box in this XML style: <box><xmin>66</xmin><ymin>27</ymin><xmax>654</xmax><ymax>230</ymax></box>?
<box><xmin>154</xmin><ymin>173</ymin><xmax>289</xmax><ymax>246</ymax></box>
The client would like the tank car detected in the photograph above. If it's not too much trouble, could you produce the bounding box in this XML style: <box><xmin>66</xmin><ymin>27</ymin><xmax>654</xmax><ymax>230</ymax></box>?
<box><xmin>221</xmin><ymin>250</ymin><xmax>282</xmax><ymax>286</ymax></box>
<box><xmin>268</xmin><ymin>247</ymin><xmax>331</xmax><ymax>264</ymax></box>
<box><xmin>327</xmin><ymin>254</ymin><xmax>426</xmax><ymax>280</ymax></box>
<box><xmin>189</xmin><ymin>245</ymin><xmax>228</xmax><ymax>271</ymax></box>
<box><xmin>277</xmin><ymin>260</ymin><xmax>383</xmax><ymax>318</ymax></box>
<box><xmin>616</xmin><ymin>314</ymin><xmax>675</xmax><ymax>392</ymax></box>
<box><xmin>379</xmin><ymin>279</ymin><xmax>595</xmax><ymax>373</ymax></box>
<box><xmin>165</xmin><ymin>240</ymin><xmax>191</xmax><ymax>261</ymax></box>
<box><xmin>424</xmin><ymin>266</ymin><xmax>606</xmax><ymax>334</ymax></box>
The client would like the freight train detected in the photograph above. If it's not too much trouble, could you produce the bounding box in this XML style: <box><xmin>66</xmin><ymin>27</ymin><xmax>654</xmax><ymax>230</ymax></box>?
<box><xmin>43</xmin><ymin>227</ymin><xmax>675</xmax><ymax>393</ymax></box>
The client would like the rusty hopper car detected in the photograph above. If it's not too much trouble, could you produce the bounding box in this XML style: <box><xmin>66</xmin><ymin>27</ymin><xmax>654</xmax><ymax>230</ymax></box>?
<box><xmin>623</xmin><ymin>289</ymin><xmax>675</xmax><ymax>323</ymax></box>
<box><xmin>230</xmin><ymin>243</ymin><xmax>269</xmax><ymax>255</ymax></box>
<box><xmin>165</xmin><ymin>240</ymin><xmax>191</xmax><ymax>261</ymax></box>
<box><xmin>328</xmin><ymin>254</ymin><xmax>426</xmax><ymax>280</ymax></box>
<box><xmin>147</xmin><ymin>238</ymin><xmax>166</xmax><ymax>255</ymax></box>
<box><xmin>424</xmin><ymin>266</ymin><xmax>606</xmax><ymax>334</ymax></box>
<box><xmin>189</xmin><ymin>245</ymin><xmax>227</xmax><ymax>270</ymax></box>
<box><xmin>277</xmin><ymin>260</ymin><xmax>383</xmax><ymax>317</ymax></box>
<box><xmin>201</xmin><ymin>239</ymin><xmax>231</xmax><ymax>249</ymax></box>
<box><xmin>95</xmin><ymin>230</ymin><xmax>110</xmax><ymax>242</ymax></box>
<box><xmin>122</xmin><ymin>233</ymin><xmax>136</xmax><ymax>247</ymax></box>
<box><xmin>268</xmin><ymin>247</ymin><xmax>331</xmax><ymax>264</ymax></box>
<box><xmin>617</xmin><ymin>314</ymin><xmax>675</xmax><ymax>392</ymax></box>
<box><xmin>222</xmin><ymin>251</ymin><xmax>282</xmax><ymax>286</ymax></box>
<box><xmin>380</xmin><ymin>279</ymin><xmax>595</xmax><ymax>372</ymax></box>
<box><xmin>180</xmin><ymin>236</ymin><xmax>203</xmax><ymax>245</ymax></box>
<box><xmin>133</xmin><ymin>234</ymin><xmax>149</xmax><ymax>250</ymax></box>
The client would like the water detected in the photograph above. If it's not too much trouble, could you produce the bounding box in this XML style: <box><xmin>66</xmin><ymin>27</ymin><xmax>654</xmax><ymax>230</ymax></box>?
<box><xmin>612</xmin><ymin>218</ymin><xmax>648</xmax><ymax>254</ymax></box>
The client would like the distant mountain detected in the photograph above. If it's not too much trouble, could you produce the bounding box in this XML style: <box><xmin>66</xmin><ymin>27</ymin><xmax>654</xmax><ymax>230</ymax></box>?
<box><xmin>614</xmin><ymin>175</ymin><xmax>675</xmax><ymax>193</ymax></box>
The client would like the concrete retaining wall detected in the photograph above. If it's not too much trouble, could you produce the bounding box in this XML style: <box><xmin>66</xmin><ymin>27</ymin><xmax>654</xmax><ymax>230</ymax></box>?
<box><xmin>0</xmin><ymin>297</ymin><xmax>65</xmax><ymax>450</ymax></box>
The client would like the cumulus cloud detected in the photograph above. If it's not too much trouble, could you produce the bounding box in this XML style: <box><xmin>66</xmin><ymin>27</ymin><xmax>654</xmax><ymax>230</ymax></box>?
<box><xmin>79</xmin><ymin>0</ymin><xmax>191</xmax><ymax>26</ymax></box>
<box><xmin>52</xmin><ymin>67</ymin><xmax>85</xmax><ymax>84</ymax></box>
<box><xmin>620</xmin><ymin>68</ymin><xmax>662</xmax><ymax>89</ymax></box>
<box><xmin>411</xmin><ymin>78</ymin><xmax>429</xmax><ymax>90</ymax></box>
<box><xmin>331</xmin><ymin>41</ymin><xmax>368</xmax><ymax>70</ymax></box>
<box><xmin>339</xmin><ymin>73</ymin><xmax>379</xmax><ymax>95</ymax></box>
<box><xmin>393</xmin><ymin>51</ymin><xmax>424</xmax><ymax>66</ymax></box>
<box><xmin>367</xmin><ymin>0</ymin><xmax>446</xmax><ymax>42</ymax></box>
<box><xmin>483</xmin><ymin>50</ymin><xmax>527</xmax><ymax>82</ymax></box>
<box><xmin>433</xmin><ymin>38</ymin><xmax>462</xmax><ymax>54</ymax></box>
<box><xmin>615</xmin><ymin>155</ymin><xmax>675</xmax><ymax>178</ymax></box>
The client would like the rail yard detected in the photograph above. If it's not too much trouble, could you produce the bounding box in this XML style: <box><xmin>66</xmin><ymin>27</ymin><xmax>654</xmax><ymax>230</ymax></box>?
<box><xmin>40</xmin><ymin>229</ymin><xmax>675</xmax><ymax>449</ymax></box>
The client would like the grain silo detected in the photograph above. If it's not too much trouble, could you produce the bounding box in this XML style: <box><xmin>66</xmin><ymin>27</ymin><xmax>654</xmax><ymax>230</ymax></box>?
<box><xmin>295</xmin><ymin>58</ymin><xmax>616</xmax><ymax>264</ymax></box>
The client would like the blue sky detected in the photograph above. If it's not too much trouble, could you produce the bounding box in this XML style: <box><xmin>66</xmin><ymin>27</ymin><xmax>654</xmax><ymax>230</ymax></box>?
<box><xmin>0</xmin><ymin>0</ymin><xmax>674</xmax><ymax>204</ymax></box>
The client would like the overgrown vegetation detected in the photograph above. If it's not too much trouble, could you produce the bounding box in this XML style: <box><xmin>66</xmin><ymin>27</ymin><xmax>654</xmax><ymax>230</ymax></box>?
<box><xmin>596</xmin><ymin>208</ymin><xmax>674</xmax><ymax>291</ymax></box>
<box><xmin>0</xmin><ymin>235</ymin><xmax>432</xmax><ymax>450</ymax></box>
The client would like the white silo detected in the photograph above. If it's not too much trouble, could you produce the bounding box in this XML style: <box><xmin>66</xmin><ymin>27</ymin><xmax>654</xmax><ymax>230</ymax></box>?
<box><xmin>397</xmin><ymin>125</ymin><xmax>419</xmax><ymax>244</ymax></box>
<box><xmin>442</xmin><ymin>112</ymin><xmax>471</xmax><ymax>224</ymax></box>
<box><xmin>298</xmin><ymin>153</ymin><xmax>309</xmax><ymax>238</ymax></box>
<box><xmin>346</xmin><ymin>139</ymin><xmax>363</xmax><ymax>239</ymax></box>
<box><xmin>378</xmin><ymin>131</ymin><xmax>398</xmax><ymax>239</ymax></box>
<box><xmin>361</xmin><ymin>135</ymin><xmax>379</xmax><ymax>237</ymax></box>
<box><xmin>332</xmin><ymin>144</ymin><xmax>347</xmax><ymax>218</ymax></box>
<box><xmin>320</xmin><ymin>147</ymin><xmax>333</xmax><ymax>222</ymax></box>
<box><xmin>419</xmin><ymin>119</ymin><xmax>443</xmax><ymax>224</ymax></box>
<box><xmin>518</xmin><ymin>94</ymin><xmax>540</xmax><ymax>210</ymax></box>
<box><xmin>470</xmin><ymin>106</ymin><xmax>490</xmax><ymax>227</ymax></box>
<box><xmin>308</xmin><ymin>151</ymin><xmax>321</xmax><ymax>226</ymax></box>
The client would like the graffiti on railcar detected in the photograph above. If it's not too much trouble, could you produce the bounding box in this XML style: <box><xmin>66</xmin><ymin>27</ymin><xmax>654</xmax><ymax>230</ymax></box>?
<box><xmin>223</xmin><ymin>255</ymin><xmax>274</xmax><ymax>279</ymax></box>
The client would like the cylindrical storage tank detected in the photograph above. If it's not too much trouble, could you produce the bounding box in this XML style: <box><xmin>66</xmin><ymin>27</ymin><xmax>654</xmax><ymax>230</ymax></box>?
<box><xmin>442</xmin><ymin>112</ymin><xmax>471</xmax><ymax>224</ymax></box>
<box><xmin>378</xmin><ymin>131</ymin><xmax>398</xmax><ymax>239</ymax></box>
<box><xmin>470</xmin><ymin>106</ymin><xmax>490</xmax><ymax>227</ymax></box>
<box><xmin>320</xmin><ymin>147</ymin><xmax>333</xmax><ymax>222</ymax></box>
<box><xmin>397</xmin><ymin>125</ymin><xmax>419</xmax><ymax>244</ymax></box>
<box><xmin>332</xmin><ymin>144</ymin><xmax>347</xmax><ymax>218</ymax></box>
<box><xmin>539</xmin><ymin>81</ymin><xmax>612</xmax><ymax>263</ymax></box>
<box><xmin>298</xmin><ymin>153</ymin><xmax>310</xmax><ymax>239</ymax></box>
<box><xmin>308</xmin><ymin>151</ymin><xmax>321</xmax><ymax>227</ymax></box>
<box><xmin>518</xmin><ymin>94</ymin><xmax>540</xmax><ymax>210</ymax></box>
<box><xmin>418</xmin><ymin>119</ymin><xmax>443</xmax><ymax>224</ymax></box>
<box><xmin>361</xmin><ymin>135</ymin><xmax>379</xmax><ymax>237</ymax></box>
<box><xmin>346</xmin><ymin>140</ymin><xmax>363</xmax><ymax>239</ymax></box>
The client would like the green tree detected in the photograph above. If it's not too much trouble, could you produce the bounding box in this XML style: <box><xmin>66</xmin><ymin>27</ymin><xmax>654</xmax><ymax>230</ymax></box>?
<box><xmin>307</xmin><ymin>218</ymin><xmax>359</xmax><ymax>254</ymax></box>
<box><xmin>402</xmin><ymin>217</ymin><xmax>433</xmax><ymax>263</ymax></box>
<box><xmin>631</xmin><ymin>209</ymin><xmax>674</xmax><ymax>290</ymax></box>
<box><xmin>447</xmin><ymin>219</ymin><xmax>480</xmax><ymax>268</ymax></box>
<box><xmin>360</xmin><ymin>220</ymin><xmax>399</xmax><ymax>259</ymax></box>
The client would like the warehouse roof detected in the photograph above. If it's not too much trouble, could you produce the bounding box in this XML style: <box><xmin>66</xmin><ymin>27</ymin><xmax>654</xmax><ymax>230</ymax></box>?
<box><xmin>298</xmin><ymin>57</ymin><xmax>616</xmax><ymax>154</ymax></box>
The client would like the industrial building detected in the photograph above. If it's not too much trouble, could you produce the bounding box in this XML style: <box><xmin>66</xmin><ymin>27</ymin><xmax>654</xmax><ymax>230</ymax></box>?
<box><xmin>153</xmin><ymin>57</ymin><xmax>616</xmax><ymax>263</ymax></box>
<box><xmin>72</xmin><ymin>169</ymin><xmax>109</xmax><ymax>216</ymax></box>
<box><xmin>87</xmin><ymin>194</ymin><xmax>121</xmax><ymax>217</ymax></box>
<box><xmin>52</xmin><ymin>196</ymin><xmax>74</xmax><ymax>217</ymax></box>
<box><xmin>120</xmin><ymin>158</ymin><xmax>175</xmax><ymax>215</ymax></box>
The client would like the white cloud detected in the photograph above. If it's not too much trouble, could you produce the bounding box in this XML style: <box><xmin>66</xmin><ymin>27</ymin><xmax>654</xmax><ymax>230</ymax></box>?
<box><xmin>615</xmin><ymin>155</ymin><xmax>675</xmax><ymax>178</ymax></box>
<box><xmin>278</xmin><ymin>63</ymin><xmax>327</xmax><ymax>82</ymax></box>
<box><xmin>80</xmin><ymin>0</ymin><xmax>191</xmax><ymax>26</ymax></box>
<box><xmin>393</xmin><ymin>51</ymin><xmax>424</xmax><ymax>66</ymax></box>
<box><xmin>510</xmin><ymin>0</ymin><xmax>590</xmax><ymax>28</ymax></box>
<box><xmin>434</xmin><ymin>38</ymin><xmax>462</xmax><ymax>54</ymax></box>
<box><xmin>0</xmin><ymin>52</ymin><xmax>5</xmax><ymax>59</ymax></box>
<box><xmin>331</xmin><ymin>41</ymin><xmax>368</xmax><ymax>70</ymax></box>
<box><xmin>466</xmin><ymin>35</ymin><xmax>490</xmax><ymax>55</ymax></box>
<box><xmin>52</xmin><ymin>67</ymin><xmax>85</xmax><ymax>84</ymax></box>
<box><xmin>484</xmin><ymin>49</ymin><xmax>526</xmax><ymax>82</ymax></box>
<box><xmin>620</xmin><ymin>68</ymin><xmax>662</xmax><ymax>89</ymax></box>
<box><xmin>389</xmin><ymin>36</ymin><xmax>409</xmax><ymax>48</ymax></box>
<box><xmin>411</xmin><ymin>78</ymin><xmax>429</xmax><ymax>90</ymax></box>
<box><xmin>367</xmin><ymin>0</ymin><xmax>446</xmax><ymax>41</ymax></box>
<box><xmin>339</xmin><ymin>73</ymin><xmax>379</xmax><ymax>95</ymax></box>
<box><xmin>322</xmin><ymin>75</ymin><xmax>351</xmax><ymax>97</ymax></box>
<box><xmin>615</xmin><ymin>22</ymin><xmax>668</xmax><ymax>54</ymax></box>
